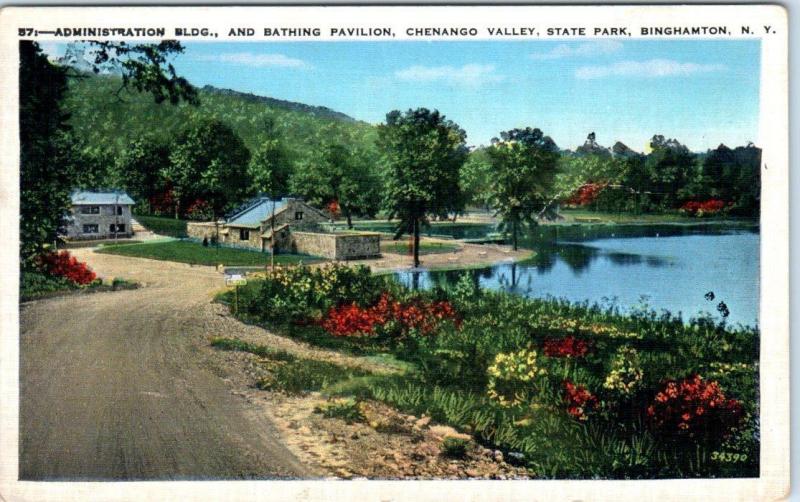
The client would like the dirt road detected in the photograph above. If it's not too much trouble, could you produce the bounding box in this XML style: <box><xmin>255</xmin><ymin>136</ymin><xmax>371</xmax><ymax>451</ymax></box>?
<box><xmin>19</xmin><ymin>250</ymin><xmax>313</xmax><ymax>480</ymax></box>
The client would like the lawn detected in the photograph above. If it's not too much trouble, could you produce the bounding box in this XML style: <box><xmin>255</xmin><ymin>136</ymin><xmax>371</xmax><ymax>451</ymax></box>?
<box><xmin>98</xmin><ymin>240</ymin><xmax>322</xmax><ymax>266</ymax></box>
<box><xmin>557</xmin><ymin>208</ymin><xmax>756</xmax><ymax>225</ymax></box>
<box><xmin>380</xmin><ymin>239</ymin><xmax>460</xmax><ymax>256</ymax></box>
<box><xmin>133</xmin><ymin>214</ymin><xmax>189</xmax><ymax>238</ymax></box>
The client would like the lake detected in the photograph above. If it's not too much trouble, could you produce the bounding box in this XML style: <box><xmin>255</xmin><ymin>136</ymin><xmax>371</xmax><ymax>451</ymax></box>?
<box><xmin>394</xmin><ymin>223</ymin><xmax>760</xmax><ymax>327</ymax></box>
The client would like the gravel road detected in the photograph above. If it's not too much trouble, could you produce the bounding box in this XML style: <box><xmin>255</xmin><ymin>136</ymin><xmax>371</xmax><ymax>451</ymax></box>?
<box><xmin>19</xmin><ymin>250</ymin><xmax>312</xmax><ymax>480</ymax></box>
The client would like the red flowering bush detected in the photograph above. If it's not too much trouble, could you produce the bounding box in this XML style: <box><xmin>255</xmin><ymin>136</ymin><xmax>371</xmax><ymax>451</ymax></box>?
<box><xmin>37</xmin><ymin>251</ymin><xmax>97</xmax><ymax>285</ymax></box>
<box><xmin>326</xmin><ymin>199</ymin><xmax>341</xmax><ymax>218</ymax></box>
<box><xmin>565</xmin><ymin>183</ymin><xmax>607</xmax><ymax>207</ymax></box>
<box><xmin>543</xmin><ymin>336</ymin><xmax>591</xmax><ymax>358</ymax></box>
<box><xmin>320</xmin><ymin>292</ymin><xmax>460</xmax><ymax>337</ymax></box>
<box><xmin>563</xmin><ymin>380</ymin><xmax>598</xmax><ymax>421</ymax></box>
<box><xmin>148</xmin><ymin>188</ymin><xmax>175</xmax><ymax>216</ymax></box>
<box><xmin>680</xmin><ymin>199</ymin><xmax>727</xmax><ymax>217</ymax></box>
<box><xmin>646</xmin><ymin>374</ymin><xmax>743</xmax><ymax>438</ymax></box>
<box><xmin>186</xmin><ymin>199</ymin><xmax>213</xmax><ymax>221</ymax></box>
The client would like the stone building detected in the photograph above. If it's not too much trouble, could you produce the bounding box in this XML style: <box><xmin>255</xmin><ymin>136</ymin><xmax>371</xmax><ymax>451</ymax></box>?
<box><xmin>64</xmin><ymin>190</ymin><xmax>135</xmax><ymax>240</ymax></box>
<box><xmin>186</xmin><ymin>196</ymin><xmax>381</xmax><ymax>260</ymax></box>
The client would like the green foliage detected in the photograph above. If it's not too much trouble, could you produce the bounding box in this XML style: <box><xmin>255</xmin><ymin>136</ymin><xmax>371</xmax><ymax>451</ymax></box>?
<box><xmin>19</xmin><ymin>41</ymin><xmax>73</xmax><ymax>264</ymax></box>
<box><xmin>377</xmin><ymin>108</ymin><xmax>468</xmax><ymax>266</ymax></box>
<box><xmin>441</xmin><ymin>436</ymin><xmax>470</xmax><ymax>458</ymax></box>
<box><xmin>20</xmin><ymin>271</ymin><xmax>77</xmax><ymax>300</ymax></box>
<box><xmin>166</xmin><ymin>118</ymin><xmax>251</xmax><ymax>217</ymax></box>
<box><xmin>485</xmin><ymin>128</ymin><xmax>560</xmax><ymax>249</ymax></box>
<box><xmin>115</xmin><ymin>135</ymin><xmax>172</xmax><ymax>209</ymax></box>
<box><xmin>226</xmin><ymin>264</ymin><xmax>759</xmax><ymax>478</ymax></box>
<box><xmin>314</xmin><ymin>397</ymin><xmax>366</xmax><ymax>423</ymax></box>
<box><xmin>255</xmin><ymin>358</ymin><xmax>369</xmax><ymax>395</ymax></box>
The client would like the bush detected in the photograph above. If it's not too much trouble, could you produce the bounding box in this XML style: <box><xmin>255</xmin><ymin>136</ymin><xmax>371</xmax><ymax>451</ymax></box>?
<box><xmin>20</xmin><ymin>271</ymin><xmax>77</xmax><ymax>300</ymax></box>
<box><xmin>441</xmin><ymin>436</ymin><xmax>470</xmax><ymax>458</ymax></box>
<box><xmin>314</xmin><ymin>397</ymin><xmax>365</xmax><ymax>423</ymax></box>
<box><xmin>37</xmin><ymin>251</ymin><xmax>97</xmax><ymax>285</ymax></box>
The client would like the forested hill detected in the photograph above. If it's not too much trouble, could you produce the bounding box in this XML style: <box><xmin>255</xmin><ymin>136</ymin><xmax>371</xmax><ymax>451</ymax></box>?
<box><xmin>62</xmin><ymin>74</ymin><xmax>378</xmax><ymax>162</ymax></box>
<box><xmin>201</xmin><ymin>85</ymin><xmax>358</xmax><ymax>123</ymax></box>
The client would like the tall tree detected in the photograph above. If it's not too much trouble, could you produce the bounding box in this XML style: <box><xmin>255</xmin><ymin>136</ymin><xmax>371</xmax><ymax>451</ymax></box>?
<box><xmin>166</xmin><ymin>119</ymin><xmax>251</xmax><ymax>218</ymax></box>
<box><xmin>115</xmin><ymin>135</ymin><xmax>172</xmax><ymax>212</ymax></box>
<box><xmin>291</xmin><ymin>141</ymin><xmax>381</xmax><ymax>228</ymax></box>
<box><xmin>644</xmin><ymin>135</ymin><xmax>696</xmax><ymax>209</ymax></box>
<box><xmin>249</xmin><ymin>138</ymin><xmax>291</xmax><ymax>198</ymax></box>
<box><xmin>19</xmin><ymin>41</ymin><xmax>73</xmax><ymax>264</ymax></box>
<box><xmin>486</xmin><ymin>127</ymin><xmax>560</xmax><ymax>250</ymax></box>
<box><xmin>377</xmin><ymin>108</ymin><xmax>468</xmax><ymax>267</ymax></box>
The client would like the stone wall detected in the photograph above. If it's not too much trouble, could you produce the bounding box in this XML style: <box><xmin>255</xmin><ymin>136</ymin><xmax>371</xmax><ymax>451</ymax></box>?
<box><xmin>186</xmin><ymin>222</ymin><xmax>218</xmax><ymax>241</ymax></box>
<box><xmin>272</xmin><ymin>199</ymin><xmax>329</xmax><ymax>228</ymax></box>
<box><xmin>223</xmin><ymin>225</ymin><xmax>263</xmax><ymax>250</ymax></box>
<box><xmin>291</xmin><ymin>231</ymin><xmax>380</xmax><ymax>260</ymax></box>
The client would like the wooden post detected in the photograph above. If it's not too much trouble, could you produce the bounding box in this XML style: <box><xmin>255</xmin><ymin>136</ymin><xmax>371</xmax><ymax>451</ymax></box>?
<box><xmin>234</xmin><ymin>284</ymin><xmax>239</xmax><ymax>315</ymax></box>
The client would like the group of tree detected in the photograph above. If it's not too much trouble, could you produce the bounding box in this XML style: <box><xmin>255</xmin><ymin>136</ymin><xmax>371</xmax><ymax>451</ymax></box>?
<box><xmin>21</xmin><ymin>39</ymin><xmax>761</xmax><ymax>270</ymax></box>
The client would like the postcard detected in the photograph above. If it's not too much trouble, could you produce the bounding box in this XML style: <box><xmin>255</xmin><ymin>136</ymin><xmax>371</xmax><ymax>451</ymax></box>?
<box><xmin>0</xmin><ymin>5</ymin><xmax>789</xmax><ymax>501</ymax></box>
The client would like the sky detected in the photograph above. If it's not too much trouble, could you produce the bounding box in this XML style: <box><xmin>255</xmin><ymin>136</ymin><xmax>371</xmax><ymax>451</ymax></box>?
<box><xmin>41</xmin><ymin>39</ymin><xmax>761</xmax><ymax>151</ymax></box>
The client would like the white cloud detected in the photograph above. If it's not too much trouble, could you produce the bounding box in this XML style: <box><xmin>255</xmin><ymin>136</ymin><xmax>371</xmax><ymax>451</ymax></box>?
<box><xmin>394</xmin><ymin>64</ymin><xmax>504</xmax><ymax>87</ymax></box>
<box><xmin>575</xmin><ymin>58</ymin><xmax>726</xmax><ymax>79</ymax></box>
<box><xmin>196</xmin><ymin>52</ymin><xmax>310</xmax><ymax>69</ymax></box>
<box><xmin>530</xmin><ymin>40</ymin><xmax>623</xmax><ymax>60</ymax></box>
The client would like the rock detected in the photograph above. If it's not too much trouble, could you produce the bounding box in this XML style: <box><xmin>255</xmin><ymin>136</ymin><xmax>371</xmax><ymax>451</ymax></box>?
<box><xmin>336</xmin><ymin>469</ymin><xmax>353</xmax><ymax>479</ymax></box>
<box><xmin>493</xmin><ymin>450</ymin><xmax>504</xmax><ymax>463</ymax></box>
<box><xmin>415</xmin><ymin>416</ymin><xmax>431</xmax><ymax>428</ymax></box>
<box><xmin>465</xmin><ymin>468</ymin><xmax>481</xmax><ymax>478</ymax></box>
<box><xmin>350</xmin><ymin>432</ymin><xmax>360</xmax><ymax>440</ymax></box>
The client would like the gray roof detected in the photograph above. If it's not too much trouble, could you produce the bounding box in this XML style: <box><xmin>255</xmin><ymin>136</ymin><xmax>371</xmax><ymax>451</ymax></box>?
<box><xmin>71</xmin><ymin>190</ymin><xmax>135</xmax><ymax>205</ymax></box>
<box><xmin>226</xmin><ymin>197</ymin><xmax>289</xmax><ymax>228</ymax></box>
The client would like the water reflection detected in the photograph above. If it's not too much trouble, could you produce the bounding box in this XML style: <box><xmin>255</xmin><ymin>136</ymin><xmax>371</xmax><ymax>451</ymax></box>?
<box><xmin>395</xmin><ymin>227</ymin><xmax>759</xmax><ymax>327</ymax></box>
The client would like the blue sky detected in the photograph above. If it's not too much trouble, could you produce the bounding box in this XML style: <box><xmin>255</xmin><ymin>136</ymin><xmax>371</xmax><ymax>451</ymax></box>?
<box><xmin>42</xmin><ymin>39</ymin><xmax>761</xmax><ymax>151</ymax></box>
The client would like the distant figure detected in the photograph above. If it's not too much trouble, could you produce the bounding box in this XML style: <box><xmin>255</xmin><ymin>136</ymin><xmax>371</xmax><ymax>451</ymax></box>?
<box><xmin>202</xmin><ymin>236</ymin><xmax>209</xmax><ymax>247</ymax></box>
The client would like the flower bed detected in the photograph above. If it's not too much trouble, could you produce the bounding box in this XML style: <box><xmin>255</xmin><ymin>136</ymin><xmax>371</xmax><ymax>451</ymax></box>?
<box><xmin>219</xmin><ymin>265</ymin><xmax>759</xmax><ymax>479</ymax></box>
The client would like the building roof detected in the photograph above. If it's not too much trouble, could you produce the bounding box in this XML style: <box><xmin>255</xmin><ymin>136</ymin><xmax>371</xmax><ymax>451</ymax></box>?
<box><xmin>225</xmin><ymin>197</ymin><xmax>291</xmax><ymax>228</ymax></box>
<box><xmin>71</xmin><ymin>190</ymin><xmax>135</xmax><ymax>205</ymax></box>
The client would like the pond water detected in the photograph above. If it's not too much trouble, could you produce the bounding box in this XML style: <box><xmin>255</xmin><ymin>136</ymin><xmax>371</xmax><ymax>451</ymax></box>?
<box><xmin>394</xmin><ymin>223</ymin><xmax>760</xmax><ymax>328</ymax></box>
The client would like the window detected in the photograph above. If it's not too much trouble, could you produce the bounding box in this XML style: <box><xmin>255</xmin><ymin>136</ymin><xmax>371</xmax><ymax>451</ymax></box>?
<box><xmin>295</xmin><ymin>211</ymin><xmax>304</xmax><ymax>220</ymax></box>
<box><xmin>109</xmin><ymin>224</ymin><xmax>126</xmax><ymax>233</ymax></box>
<box><xmin>82</xmin><ymin>224</ymin><xmax>98</xmax><ymax>234</ymax></box>
<box><xmin>116</xmin><ymin>206</ymin><xmax>123</xmax><ymax>215</ymax></box>
<box><xmin>239</xmin><ymin>229</ymin><xmax>250</xmax><ymax>241</ymax></box>
<box><xmin>80</xmin><ymin>206</ymin><xmax>100</xmax><ymax>215</ymax></box>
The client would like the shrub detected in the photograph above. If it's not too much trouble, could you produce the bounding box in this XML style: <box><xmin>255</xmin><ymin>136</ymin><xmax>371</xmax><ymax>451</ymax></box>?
<box><xmin>646</xmin><ymin>374</ymin><xmax>743</xmax><ymax>440</ymax></box>
<box><xmin>37</xmin><ymin>251</ymin><xmax>96</xmax><ymax>285</ymax></box>
<box><xmin>486</xmin><ymin>348</ymin><xmax>548</xmax><ymax>407</ymax></box>
<box><xmin>562</xmin><ymin>380</ymin><xmax>598</xmax><ymax>421</ymax></box>
<box><xmin>441</xmin><ymin>436</ymin><xmax>470</xmax><ymax>458</ymax></box>
<box><xmin>603</xmin><ymin>346</ymin><xmax>644</xmax><ymax>395</ymax></box>
<box><xmin>314</xmin><ymin>397</ymin><xmax>365</xmax><ymax>423</ymax></box>
<box><xmin>20</xmin><ymin>271</ymin><xmax>77</xmax><ymax>299</ymax></box>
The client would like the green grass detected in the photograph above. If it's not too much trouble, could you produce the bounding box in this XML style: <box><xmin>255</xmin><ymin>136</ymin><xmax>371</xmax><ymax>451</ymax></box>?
<box><xmin>133</xmin><ymin>214</ymin><xmax>188</xmax><ymax>238</ymax></box>
<box><xmin>97</xmin><ymin>240</ymin><xmax>322</xmax><ymax>266</ymax></box>
<box><xmin>210</xmin><ymin>336</ymin><xmax>296</xmax><ymax>361</ymax></box>
<box><xmin>380</xmin><ymin>240</ymin><xmax>460</xmax><ymax>256</ymax></box>
<box><xmin>557</xmin><ymin>208</ymin><xmax>754</xmax><ymax>225</ymax></box>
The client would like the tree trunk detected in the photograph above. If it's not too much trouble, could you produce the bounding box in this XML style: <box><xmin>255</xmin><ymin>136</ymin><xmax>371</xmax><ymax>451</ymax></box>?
<box><xmin>413</xmin><ymin>217</ymin><xmax>421</xmax><ymax>268</ymax></box>
<box><xmin>512</xmin><ymin>219</ymin><xmax>518</xmax><ymax>251</ymax></box>
<box><xmin>346</xmin><ymin>210</ymin><xmax>353</xmax><ymax>229</ymax></box>
<box><xmin>175</xmin><ymin>200</ymin><xmax>180</xmax><ymax>219</ymax></box>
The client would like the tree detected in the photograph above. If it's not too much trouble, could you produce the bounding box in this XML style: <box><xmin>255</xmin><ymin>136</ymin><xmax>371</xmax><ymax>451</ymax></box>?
<box><xmin>291</xmin><ymin>141</ymin><xmax>381</xmax><ymax>228</ymax></box>
<box><xmin>486</xmin><ymin>127</ymin><xmax>560</xmax><ymax>250</ymax></box>
<box><xmin>19</xmin><ymin>40</ymin><xmax>197</xmax><ymax>266</ymax></box>
<box><xmin>166</xmin><ymin>119</ymin><xmax>251</xmax><ymax>218</ymax></box>
<box><xmin>644</xmin><ymin>135</ymin><xmax>696</xmax><ymax>209</ymax></box>
<box><xmin>702</xmin><ymin>143</ymin><xmax>761</xmax><ymax>215</ymax></box>
<box><xmin>20</xmin><ymin>42</ymin><xmax>73</xmax><ymax>264</ymax></box>
<box><xmin>249</xmin><ymin>138</ymin><xmax>291</xmax><ymax>198</ymax></box>
<box><xmin>460</xmin><ymin>148</ymin><xmax>493</xmax><ymax>211</ymax></box>
<box><xmin>377</xmin><ymin>108</ymin><xmax>468</xmax><ymax>267</ymax></box>
<box><xmin>115</xmin><ymin>135</ymin><xmax>172</xmax><ymax>212</ymax></box>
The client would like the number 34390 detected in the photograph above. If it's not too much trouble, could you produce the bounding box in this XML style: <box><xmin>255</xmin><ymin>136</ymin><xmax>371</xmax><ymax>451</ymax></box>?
<box><xmin>711</xmin><ymin>451</ymin><xmax>748</xmax><ymax>462</ymax></box>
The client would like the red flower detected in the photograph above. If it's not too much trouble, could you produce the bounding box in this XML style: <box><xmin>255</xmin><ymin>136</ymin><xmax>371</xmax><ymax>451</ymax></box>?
<box><xmin>646</xmin><ymin>374</ymin><xmax>743</xmax><ymax>438</ymax></box>
<box><xmin>319</xmin><ymin>292</ymin><xmax>460</xmax><ymax>337</ymax></box>
<box><xmin>37</xmin><ymin>251</ymin><xmax>97</xmax><ymax>285</ymax></box>
<box><xmin>562</xmin><ymin>380</ymin><xmax>598</xmax><ymax>421</ymax></box>
<box><xmin>681</xmin><ymin>199</ymin><xmax>726</xmax><ymax>216</ymax></box>
<box><xmin>565</xmin><ymin>183</ymin><xmax>608</xmax><ymax>207</ymax></box>
<box><xmin>543</xmin><ymin>336</ymin><xmax>590</xmax><ymax>358</ymax></box>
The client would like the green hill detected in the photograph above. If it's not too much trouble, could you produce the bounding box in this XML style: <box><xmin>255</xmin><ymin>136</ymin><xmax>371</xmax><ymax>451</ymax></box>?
<box><xmin>62</xmin><ymin>74</ymin><xmax>379</xmax><ymax>164</ymax></box>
